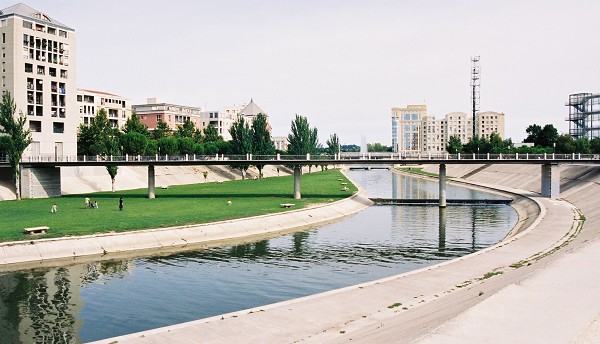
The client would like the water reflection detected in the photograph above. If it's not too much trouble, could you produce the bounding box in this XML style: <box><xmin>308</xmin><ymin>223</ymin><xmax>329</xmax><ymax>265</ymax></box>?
<box><xmin>0</xmin><ymin>169</ymin><xmax>518</xmax><ymax>342</ymax></box>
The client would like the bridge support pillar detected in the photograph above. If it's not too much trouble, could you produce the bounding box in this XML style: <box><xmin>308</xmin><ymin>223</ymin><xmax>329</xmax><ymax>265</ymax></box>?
<box><xmin>294</xmin><ymin>166</ymin><xmax>301</xmax><ymax>200</ymax></box>
<box><xmin>541</xmin><ymin>164</ymin><xmax>560</xmax><ymax>198</ymax></box>
<box><xmin>148</xmin><ymin>165</ymin><xmax>156</xmax><ymax>199</ymax></box>
<box><xmin>439</xmin><ymin>164</ymin><xmax>446</xmax><ymax>207</ymax></box>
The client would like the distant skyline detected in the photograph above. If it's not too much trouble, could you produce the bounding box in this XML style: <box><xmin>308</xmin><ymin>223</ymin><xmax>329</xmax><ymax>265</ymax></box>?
<box><xmin>17</xmin><ymin>0</ymin><xmax>600</xmax><ymax>145</ymax></box>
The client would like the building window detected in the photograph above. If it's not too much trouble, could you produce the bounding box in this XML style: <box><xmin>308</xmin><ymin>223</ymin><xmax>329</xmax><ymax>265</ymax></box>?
<box><xmin>59</xmin><ymin>30</ymin><xmax>67</xmax><ymax>38</ymax></box>
<box><xmin>23</xmin><ymin>21</ymin><xmax>33</xmax><ymax>29</ymax></box>
<box><xmin>29</xmin><ymin>120</ymin><xmax>42</xmax><ymax>132</ymax></box>
<box><xmin>53</xmin><ymin>122</ymin><xmax>64</xmax><ymax>133</ymax></box>
<box><xmin>2</xmin><ymin>33</ymin><xmax>5</xmax><ymax>44</ymax></box>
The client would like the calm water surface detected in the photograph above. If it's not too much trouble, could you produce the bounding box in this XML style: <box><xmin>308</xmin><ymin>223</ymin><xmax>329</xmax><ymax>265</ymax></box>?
<box><xmin>0</xmin><ymin>170</ymin><xmax>518</xmax><ymax>343</ymax></box>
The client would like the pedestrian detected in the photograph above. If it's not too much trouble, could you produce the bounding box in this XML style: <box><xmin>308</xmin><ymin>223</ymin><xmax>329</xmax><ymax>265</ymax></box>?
<box><xmin>51</xmin><ymin>204</ymin><xmax>57</xmax><ymax>213</ymax></box>
<box><xmin>119</xmin><ymin>197</ymin><xmax>123</xmax><ymax>211</ymax></box>
<box><xmin>93</xmin><ymin>201</ymin><xmax>98</xmax><ymax>209</ymax></box>
<box><xmin>85</xmin><ymin>197</ymin><xmax>90</xmax><ymax>208</ymax></box>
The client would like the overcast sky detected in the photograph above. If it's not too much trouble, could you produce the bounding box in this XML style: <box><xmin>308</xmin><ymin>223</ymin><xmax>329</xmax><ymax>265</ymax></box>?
<box><xmin>19</xmin><ymin>0</ymin><xmax>600</xmax><ymax>145</ymax></box>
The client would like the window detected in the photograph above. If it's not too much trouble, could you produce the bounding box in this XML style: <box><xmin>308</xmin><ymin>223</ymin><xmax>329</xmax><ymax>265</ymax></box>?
<box><xmin>2</xmin><ymin>33</ymin><xmax>5</xmax><ymax>44</ymax></box>
<box><xmin>29</xmin><ymin>120</ymin><xmax>42</xmax><ymax>132</ymax></box>
<box><xmin>25</xmin><ymin>63</ymin><xmax>33</xmax><ymax>73</ymax></box>
<box><xmin>77</xmin><ymin>95</ymin><xmax>82</xmax><ymax>102</ymax></box>
<box><xmin>37</xmin><ymin>66</ymin><xmax>45</xmax><ymax>75</ymax></box>
<box><xmin>59</xmin><ymin>30</ymin><xmax>67</xmax><ymax>38</ymax></box>
<box><xmin>60</xmin><ymin>69</ymin><xmax>67</xmax><ymax>78</ymax></box>
<box><xmin>52</xmin><ymin>122</ymin><xmax>65</xmax><ymax>134</ymax></box>
<box><xmin>23</xmin><ymin>20</ymin><xmax>33</xmax><ymax>29</ymax></box>
<box><xmin>47</xmin><ymin>27</ymin><xmax>56</xmax><ymax>35</ymax></box>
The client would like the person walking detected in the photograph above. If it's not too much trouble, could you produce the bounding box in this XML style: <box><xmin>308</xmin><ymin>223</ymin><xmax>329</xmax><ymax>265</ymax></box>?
<box><xmin>51</xmin><ymin>204</ymin><xmax>58</xmax><ymax>213</ymax></box>
<box><xmin>119</xmin><ymin>197</ymin><xmax>123</xmax><ymax>211</ymax></box>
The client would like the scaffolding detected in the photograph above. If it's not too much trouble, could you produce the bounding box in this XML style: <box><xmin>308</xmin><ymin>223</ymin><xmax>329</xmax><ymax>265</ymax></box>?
<box><xmin>566</xmin><ymin>93</ymin><xmax>600</xmax><ymax>140</ymax></box>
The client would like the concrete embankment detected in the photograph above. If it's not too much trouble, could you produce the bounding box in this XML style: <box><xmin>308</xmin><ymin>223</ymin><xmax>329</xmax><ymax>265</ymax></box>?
<box><xmin>0</xmin><ymin>188</ymin><xmax>372</xmax><ymax>271</ymax></box>
<box><xmin>92</xmin><ymin>163</ymin><xmax>600</xmax><ymax>344</ymax></box>
<box><xmin>91</xmin><ymin>165</ymin><xmax>581</xmax><ymax>343</ymax></box>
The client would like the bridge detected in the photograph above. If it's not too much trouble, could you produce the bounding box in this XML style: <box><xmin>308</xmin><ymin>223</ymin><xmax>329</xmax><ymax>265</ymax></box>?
<box><xmin>2</xmin><ymin>152</ymin><xmax>600</xmax><ymax>204</ymax></box>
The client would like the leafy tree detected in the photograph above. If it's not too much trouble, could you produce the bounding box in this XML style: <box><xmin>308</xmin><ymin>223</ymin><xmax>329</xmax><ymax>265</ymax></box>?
<box><xmin>446</xmin><ymin>135</ymin><xmax>463</xmax><ymax>154</ymax></box>
<box><xmin>252</xmin><ymin>114</ymin><xmax>275</xmax><ymax>178</ymax></box>
<box><xmin>463</xmin><ymin>135</ymin><xmax>490</xmax><ymax>154</ymax></box>
<box><xmin>555</xmin><ymin>134</ymin><xmax>575</xmax><ymax>154</ymax></box>
<box><xmin>367</xmin><ymin>143</ymin><xmax>392</xmax><ymax>152</ymax></box>
<box><xmin>287</xmin><ymin>114</ymin><xmax>320</xmax><ymax>156</ymax></box>
<box><xmin>203</xmin><ymin>125</ymin><xmax>221</xmax><ymax>143</ymax></box>
<box><xmin>176</xmin><ymin>119</ymin><xmax>196</xmax><ymax>138</ymax></box>
<box><xmin>524</xmin><ymin>124</ymin><xmax>558</xmax><ymax>148</ymax></box>
<box><xmin>145</xmin><ymin>140</ymin><xmax>158</xmax><ymax>155</ymax></box>
<box><xmin>575</xmin><ymin>137</ymin><xmax>592</xmax><ymax>154</ymax></box>
<box><xmin>153</xmin><ymin>121</ymin><xmax>171</xmax><ymax>140</ymax></box>
<box><xmin>178</xmin><ymin>137</ymin><xmax>195</xmax><ymax>155</ymax></box>
<box><xmin>326</xmin><ymin>133</ymin><xmax>340</xmax><ymax>155</ymax></box>
<box><xmin>591</xmin><ymin>137</ymin><xmax>600</xmax><ymax>154</ymax></box>
<box><xmin>123</xmin><ymin>112</ymin><xmax>149</xmax><ymax>137</ymax></box>
<box><xmin>120</xmin><ymin>131</ymin><xmax>148</xmax><ymax>156</ymax></box>
<box><xmin>204</xmin><ymin>142</ymin><xmax>219</xmax><ymax>155</ymax></box>
<box><xmin>157</xmin><ymin>136</ymin><xmax>179</xmax><ymax>156</ymax></box>
<box><xmin>0</xmin><ymin>91</ymin><xmax>32</xmax><ymax>200</ymax></box>
<box><xmin>228</xmin><ymin>117</ymin><xmax>253</xmax><ymax>178</ymax></box>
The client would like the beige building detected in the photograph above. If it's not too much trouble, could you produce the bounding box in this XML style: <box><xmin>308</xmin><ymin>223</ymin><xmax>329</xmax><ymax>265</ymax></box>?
<box><xmin>391</xmin><ymin>104</ymin><xmax>505</xmax><ymax>153</ymax></box>
<box><xmin>77</xmin><ymin>88</ymin><xmax>131</xmax><ymax>128</ymax></box>
<box><xmin>199</xmin><ymin>110</ymin><xmax>236</xmax><ymax>141</ymax></box>
<box><xmin>133</xmin><ymin>98</ymin><xmax>202</xmax><ymax>133</ymax></box>
<box><xmin>0</xmin><ymin>4</ymin><xmax>77</xmax><ymax>159</ymax></box>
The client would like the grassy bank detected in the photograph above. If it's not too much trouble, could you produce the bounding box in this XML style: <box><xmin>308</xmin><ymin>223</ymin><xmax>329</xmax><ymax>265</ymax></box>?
<box><xmin>0</xmin><ymin>169</ymin><xmax>357</xmax><ymax>243</ymax></box>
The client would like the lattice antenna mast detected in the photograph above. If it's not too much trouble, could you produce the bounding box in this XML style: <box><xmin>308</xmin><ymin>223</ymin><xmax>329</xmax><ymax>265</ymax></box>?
<box><xmin>470</xmin><ymin>56</ymin><xmax>481</xmax><ymax>137</ymax></box>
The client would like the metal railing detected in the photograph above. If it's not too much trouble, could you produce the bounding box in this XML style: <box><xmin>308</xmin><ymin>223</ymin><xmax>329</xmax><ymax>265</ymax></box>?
<box><xmin>5</xmin><ymin>152</ymin><xmax>599</xmax><ymax>164</ymax></box>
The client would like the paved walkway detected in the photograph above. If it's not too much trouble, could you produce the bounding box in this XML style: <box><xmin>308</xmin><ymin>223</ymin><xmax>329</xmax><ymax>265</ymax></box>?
<box><xmin>91</xmin><ymin>182</ymin><xmax>597</xmax><ymax>343</ymax></box>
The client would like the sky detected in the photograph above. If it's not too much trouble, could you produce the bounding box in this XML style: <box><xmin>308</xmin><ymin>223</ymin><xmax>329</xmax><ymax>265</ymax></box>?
<box><xmin>15</xmin><ymin>0</ymin><xmax>600</xmax><ymax>145</ymax></box>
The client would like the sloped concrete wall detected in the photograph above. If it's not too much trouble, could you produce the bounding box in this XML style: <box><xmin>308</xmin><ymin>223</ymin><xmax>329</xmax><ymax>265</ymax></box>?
<box><xmin>21</xmin><ymin>167</ymin><xmax>61</xmax><ymax>199</ymax></box>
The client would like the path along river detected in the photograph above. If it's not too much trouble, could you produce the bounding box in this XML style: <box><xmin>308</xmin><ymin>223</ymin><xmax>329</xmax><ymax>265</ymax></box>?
<box><xmin>0</xmin><ymin>169</ymin><xmax>518</xmax><ymax>343</ymax></box>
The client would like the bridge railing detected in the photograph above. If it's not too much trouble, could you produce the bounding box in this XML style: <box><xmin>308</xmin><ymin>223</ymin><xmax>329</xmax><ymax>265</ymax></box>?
<box><xmin>8</xmin><ymin>152</ymin><xmax>600</xmax><ymax>164</ymax></box>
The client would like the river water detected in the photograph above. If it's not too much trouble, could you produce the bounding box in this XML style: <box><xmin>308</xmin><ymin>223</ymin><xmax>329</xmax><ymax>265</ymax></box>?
<box><xmin>0</xmin><ymin>170</ymin><xmax>518</xmax><ymax>343</ymax></box>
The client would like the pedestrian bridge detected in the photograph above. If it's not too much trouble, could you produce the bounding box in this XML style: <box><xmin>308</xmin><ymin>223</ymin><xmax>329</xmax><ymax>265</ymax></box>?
<box><xmin>3</xmin><ymin>152</ymin><xmax>600</xmax><ymax>203</ymax></box>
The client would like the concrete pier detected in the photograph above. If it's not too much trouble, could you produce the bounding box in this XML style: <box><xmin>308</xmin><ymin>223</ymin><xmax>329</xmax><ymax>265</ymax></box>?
<box><xmin>541</xmin><ymin>163</ymin><xmax>560</xmax><ymax>198</ymax></box>
<box><xmin>148</xmin><ymin>165</ymin><xmax>155</xmax><ymax>199</ymax></box>
<box><xmin>439</xmin><ymin>163</ymin><xmax>447</xmax><ymax>207</ymax></box>
<box><xmin>294</xmin><ymin>166</ymin><xmax>301</xmax><ymax>200</ymax></box>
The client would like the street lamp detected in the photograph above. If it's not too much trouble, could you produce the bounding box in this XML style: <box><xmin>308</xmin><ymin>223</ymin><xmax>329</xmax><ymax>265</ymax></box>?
<box><xmin>553</xmin><ymin>142</ymin><xmax>556</xmax><ymax>154</ymax></box>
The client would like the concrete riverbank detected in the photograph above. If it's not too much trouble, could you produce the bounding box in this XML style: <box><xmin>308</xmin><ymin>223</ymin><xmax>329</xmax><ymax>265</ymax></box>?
<box><xmin>91</xmin><ymin>164</ymin><xmax>600</xmax><ymax>344</ymax></box>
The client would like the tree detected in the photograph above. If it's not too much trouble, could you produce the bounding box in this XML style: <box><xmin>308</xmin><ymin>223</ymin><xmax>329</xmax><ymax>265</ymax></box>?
<box><xmin>287</xmin><ymin>114</ymin><xmax>319</xmax><ymax>156</ymax></box>
<box><xmin>463</xmin><ymin>135</ymin><xmax>490</xmax><ymax>154</ymax></box>
<box><xmin>252</xmin><ymin>114</ymin><xmax>275</xmax><ymax>178</ymax></box>
<box><xmin>0</xmin><ymin>91</ymin><xmax>32</xmax><ymax>200</ymax></box>
<box><xmin>153</xmin><ymin>121</ymin><xmax>171</xmax><ymax>140</ymax></box>
<box><xmin>228</xmin><ymin>117</ymin><xmax>253</xmax><ymax>178</ymax></box>
<box><xmin>123</xmin><ymin>112</ymin><xmax>149</xmax><ymax>137</ymax></box>
<box><xmin>158</xmin><ymin>136</ymin><xmax>179</xmax><ymax>156</ymax></box>
<box><xmin>177</xmin><ymin>137</ymin><xmax>195</xmax><ymax>155</ymax></box>
<box><xmin>326</xmin><ymin>133</ymin><xmax>340</xmax><ymax>155</ymax></box>
<box><xmin>524</xmin><ymin>124</ymin><xmax>558</xmax><ymax>148</ymax></box>
<box><xmin>120</xmin><ymin>131</ymin><xmax>148</xmax><ymax>156</ymax></box>
<box><xmin>575</xmin><ymin>138</ymin><xmax>592</xmax><ymax>154</ymax></box>
<box><xmin>591</xmin><ymin>137</ymin><xmax>600</xmax><ymax>154</ymax></box>
<box><xmin>176</xmin><ymin>119</ymin><xmax>196</xmax><ymax>138</ymax></box>
<box><xmin>446</xmin><ymin>135</ymin><xmax>463</xmax><ymax>154</ymax></box>
<box><xmin>203</xmin><ymin>125</ymin><xmax>221</xmax><ymax>143</ymax></box>
<box><xmin>367</xmin><ymin>143</ymin><xmax>392</xmax><ymax>152</ymax></box>
<box><xmin>555</xmin><ymin>134</ymin><xmax>575</xmax><ymax>154</ymax></box>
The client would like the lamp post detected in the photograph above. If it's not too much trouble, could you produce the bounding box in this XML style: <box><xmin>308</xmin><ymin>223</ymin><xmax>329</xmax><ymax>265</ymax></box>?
<box><xmin>553</xmin><ymin>142</ymin><xmax>556</xmax><ymax>154</ymax></box>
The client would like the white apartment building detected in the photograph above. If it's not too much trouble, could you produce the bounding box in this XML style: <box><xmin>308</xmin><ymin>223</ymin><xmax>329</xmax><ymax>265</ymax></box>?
<box><xmin>0</xmin><ymin>4</ymin><xmax>77</xmax><ymax>158</ymax></box>
<box><xmin>199</xmin><ymin>110</ymin><xmax>235</xmax><ymax>141</ymax></box>
<box><xmin>77</xmin><ymin>88</ymin><xmax>131</xmax><ymax>128</ymax></box>
<box><xmin>391</xmin><ymin>104</ymin><xmax>505</xmax><ymax>153</ymax></box>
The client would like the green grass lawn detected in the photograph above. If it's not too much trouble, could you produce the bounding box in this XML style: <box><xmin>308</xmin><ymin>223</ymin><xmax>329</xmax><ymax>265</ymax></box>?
<box><xmin>0</xmin><ymin>169</ymin><xmax>357</xmax><ymax>243</ymax></box>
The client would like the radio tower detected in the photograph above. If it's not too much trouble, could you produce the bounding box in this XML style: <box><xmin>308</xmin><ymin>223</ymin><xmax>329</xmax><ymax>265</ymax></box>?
<box><xmin>470</xmin><ymin>56</ymin><xmax>481</xmax><ymax>138</ymax></box>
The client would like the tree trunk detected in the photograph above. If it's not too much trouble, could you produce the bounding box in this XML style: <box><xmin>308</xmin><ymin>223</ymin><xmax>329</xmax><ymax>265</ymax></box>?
<box><xmin>15</xmin><ymin>169</ymin><xmax>21</xmax><ymax>200</ymax></box>
<box><xmin>111</xmin><ymin>177</ymin><xmax>115</xmax><ymax>192</ymax></box>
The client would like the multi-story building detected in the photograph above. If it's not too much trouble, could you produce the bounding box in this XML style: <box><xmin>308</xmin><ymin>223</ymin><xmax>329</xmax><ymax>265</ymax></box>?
<box><xmin>77</xmin><ymin>88</ymin><xmax>131</xmax><ymax>128</ymax></box>
<box><xmin>199</xmin><ymin>110</ymin><xmax>236</xmax><ymax>141</ymax></box>
<box><xmin>0</xmin><ymin>4</ymin><xmax>77</xmax><ymax>158</ymax></box>
<box><xmin>475</xmin><ymin>111</ymin><xmax>505</xmax><ymax>140</ymax></box>
<box><xmin>391</xmin><ymin>104</ymin><xmax>505</xmax><ymax>153</ymax></box>
<box><xmin>391</xmin><ymin>105</ymin><xmax>427</xmax><ymax>153</ymax></box>
<box><xmin>224</xmin><ymin>99</ymin><xmax>270</xmax><ymax>128</ymax></box>
<box><xmin>133</xmin><ymin>98</ymin><xmax>202</xmax><ymax>132</ymax></box>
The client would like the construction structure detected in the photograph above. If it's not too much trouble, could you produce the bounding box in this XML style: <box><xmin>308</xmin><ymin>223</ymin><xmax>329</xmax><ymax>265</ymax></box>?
<box><xmin>566</xmin><ymin>93</ymin><xmax>600</xmax><ymax>140</ymax></box>
<box><xmin>470</xmin><ymin>56</ymin><xmax>481</xmax><ymax>138</ymax></box>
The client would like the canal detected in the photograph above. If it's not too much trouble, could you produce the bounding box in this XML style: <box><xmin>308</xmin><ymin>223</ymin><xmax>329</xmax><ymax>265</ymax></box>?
<box><xmin>0</xmin><ymin>169</ymin><xmax>518</xmax><ymax>343</ymax></box>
